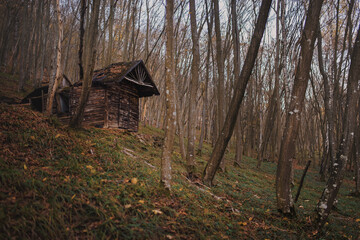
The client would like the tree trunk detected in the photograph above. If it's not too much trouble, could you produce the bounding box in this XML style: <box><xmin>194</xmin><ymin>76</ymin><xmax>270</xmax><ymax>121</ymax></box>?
<box><xmin>275</xmin><ymin>0</ymin><xmax>323</xmax><ymax>216</ymax></box>
<box><xmin>203</xmin><ymin>0</ymin><xmax>272</xmax><ymax>186</ymax></box>
<box><xmin>46</xmin><ymin>0</ymin><xmax>63</xmax><ymax>116</ymax></box>
<box><xmin>123</xmin><ymin>0</ymin><xmax>132</xmax><ymax>61</ymax></box>
<box><xmin>212</xmin><ymin>0</ymin><xmax>226</xmax><ymax>171</ymax></box>
<box><xmin>106</xmin><ymin>0</ymin><xmax>115</xmax><ymax>66</ymax></box>
<box><xmin>18</xmin><ymin>3</ymin><xmax>29</xmax><ymax>92</ymax></box>
<box><xmin>317</xmin><ymin>26</ymin><xmax>336</xmax><ymax>177</ymax></box>
<box><xmin>160</xmin><ymin>0</ymin><xmax>176</xmax><ymax>191</ymax></box>
<box><xmin>257</xmin><ymin>0</ymin><xmax>282</xmax><ymax>168</ymax></box>
<box><xmin>198</xmin><ymin>0</ymin><xmax>213</xmax><ymax>156</ymax></box>
<box><xmin>230</xmin><ymin>0</ymin><xmax>243</xmax><ymax>167</ymax></box>
<box><xmin>70</xmin><ymin>0</ymin><xmax>101</xmax><ymax>128</ymax></box>
<box><xmin>316</xmin><ymin>23</ymin><xmax>360</xmax><ymax>228</ymax></box>
<box><xmin>186</xmin><ymin>0</ymin><xmax>200</xmax><ymax>178</ymax></box>
<box><xmin>355</xmin><ymin>110</ymin><xmax>360</xmax><ymax>195</ymax></box>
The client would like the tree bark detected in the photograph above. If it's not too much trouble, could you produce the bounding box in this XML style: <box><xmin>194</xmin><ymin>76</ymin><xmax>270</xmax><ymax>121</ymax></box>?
<box><xmin>46</xmin><ymin>0</ymin><xmax>63</xmax><ymax>116</ymax></box>
<box><xmin>317</xmin><ymin>26</ymin><xmax>336</xmax><ymax>177</ymax></box>
<box><xmin>316</xmin><ymin>23</ymin><xmax>360</xmax><ymax>229</ymax></box>
<box><xmin>70</xmin><ymin>0</ymin><xmax>101</xmax><ymax>128</ymax></box>
<box><xmin>257</xmin><ymin>0</ymin><xmax>282</xmax><ymax>168</ymax></box>
<box><xmin>186</xmin><ymin>0</ymin><xmax>200</xmax><ymax>178</ymax></box>
<box><xmin>275</xmin><ymin>0</ymin><xmax>323</xmax><ymax>216</ymax></box>
<box><xmin>231</xmin><ymin>0</ymin><xmax>243</xmax><ymax>167</ymax></box>
<box><xmin>198</xmin><ymin>0</ymin><xmax>213</xmax><ymax>156</ymax></box>
<box><xmin>212</xmin><ymin>0</ymin><xmax>226</xmax><ymax>171</ymax></box>
<box><xmin>203</xmin><ymin>0</ymin><xmax>272</xmax><ymax>186</ymax></box>
<box><xmin>160</xmin><ymin>0</ymin><xmax>176</xmax><ymax>191</ymax></box>
<box><xmin>106</xmin><ymin>0</ymin><xmax>115</xmax><ymax>67</ymax></box>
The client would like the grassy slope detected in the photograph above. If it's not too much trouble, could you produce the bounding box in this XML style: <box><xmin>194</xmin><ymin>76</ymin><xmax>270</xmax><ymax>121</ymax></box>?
<box><xmin>0</xmin><ymin>74</ymin><xmax>359</xmax><ymax>239</ymax></box>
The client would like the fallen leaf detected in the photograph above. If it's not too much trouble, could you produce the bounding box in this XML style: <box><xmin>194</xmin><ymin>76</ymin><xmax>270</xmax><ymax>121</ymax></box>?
<box><xmin>42</xmin><ymin>177</ymin><xmax>47</xmax><ymax>182</ymax></box>
<box><xmin>238</xmin><ymin>221</ymin><xmax>247</xmax><ymax>226</ymax></box>
<box><xmin>125</xmin><ymin>204</ymin><xmax>132</xmax><ymax>209</ymax></box>
<box><xmin>356</xmin><ymin>219</ymin><xmax>360</xmax><ymax>222</ymax></box>
<box><xmin>249</xmin><ymin>217</ymin><xmax>253</xmax><ymax>221</ymax></box>
<box><xmin>152</xmin><ymin>209</ymin><xmax>163</xmax><ymax>215</ymax></box>
<box><xmin>71</xmin><ymin>194</ymin><xmax>76</xmax><ymax>200</ymax></box>
<box><xmin>24</xmin><ymin>164</ymin><xmax>27</xmax><ymax>170</ymax></box>
<box><xmin>55</xmin><ymin>134</ymin><xmax>61</xmax><ymax>138</ymax></box>
<box><xmin>138</xmin><ymin>200</ymin><xmax>145</xmax><ymax>204</ymax></box>
<box><xmin>30</xmin><ymin>136</ymin><xmax>35</xmax><ymax>140</ymax></box>
<box><xmin>131</xmin><ymin>178</ymin><xmax>138</xmax><ymax>184</ymax></box>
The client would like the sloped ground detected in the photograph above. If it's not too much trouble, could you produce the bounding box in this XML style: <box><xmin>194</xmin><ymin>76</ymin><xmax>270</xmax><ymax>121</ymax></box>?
<box><xmin>0</xmin><ymin>72</ymin><xmax>32</xmax><ymax>104</ymax></box>
<box><xmin>0</xmin><ymin>71</ymin><xmax>359</xmax><ymax>239</ymax></box>
<box><xmin>0</xmin><ymin>104</ymin><xmax>359</xmax><ymax>239</ymax></box>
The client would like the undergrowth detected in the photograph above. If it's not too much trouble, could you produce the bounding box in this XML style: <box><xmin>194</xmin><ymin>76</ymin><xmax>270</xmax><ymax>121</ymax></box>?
<box><xmin>0</xmin><ymin>103</ymin><xmax>359</xmax><ymax>239</ymax></box>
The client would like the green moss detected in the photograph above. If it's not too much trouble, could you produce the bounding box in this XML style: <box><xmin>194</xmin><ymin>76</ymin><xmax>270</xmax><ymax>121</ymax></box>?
<box><xmin>0</xmin><ymin>103</ymin><xmax>359</xmax><ymax>239</ymax></box>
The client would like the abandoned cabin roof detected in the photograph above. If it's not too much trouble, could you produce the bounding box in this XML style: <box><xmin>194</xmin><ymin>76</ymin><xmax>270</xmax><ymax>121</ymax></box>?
<box><xmin>75</xmin><ymin>60</ymin><xmax>160</xmax><ymax>97</ymax></box>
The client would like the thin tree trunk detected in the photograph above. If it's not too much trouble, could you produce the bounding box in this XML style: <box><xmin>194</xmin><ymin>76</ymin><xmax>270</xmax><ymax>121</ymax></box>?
<box><xmin>70</xmin><ymin>0</ymin><xmax>101</xmax><ymax>128</ymax></box>
<box><xmin>186</xmin><ymin>0</ymin><xmax>200</xmax><ymax>178</ymax></box>
<box><xmin>316</xmin><ymin>23</ymin><xmax>360</xmax><ymax>229</ymax></box>
<box><xmin>203</xmin><ymin>0</ymin><xmax>272</xmax><ymax>186</ymax></box>
<box><xmin>123</xmin><ymin>0</ymin><xmax>132</xmax><ymax>61</ymax></box>
<box><xmin>317</xmin><ymin>27</ymin><xmax>336</xmax><ymax>177</ymax></box>
<box><xmin>275</xmin><ymin>0</ymin><xmax>323</xmax><ymax>216</ymax></box>
<box><xmin>106</xmin><ymin>0</ymin><xmax>115</xmax><ymax>66</ymax></box>
<box><xmin>46</xmin><ymin>0</ymin><xmax>63</xmax><ymax>116</ymax></box>
<box><xmin>212</xmin><ymin>0</ymin><xmax>226</xmax><ymax>171</ymax></box>
<box><xmin>18</xmin><ymin>3</ymin><xmax>29</xmax><ymax>92</ymax></box>
<box><xmin>39</xmin><ymin>1</ymin><xmax>50</xmax><ymax>88</ymax></box>
<box><xmin>231</xmin><ymin>0</ymin><xmax>242</xmax><ymax>167</ymax></box>
<box><xmin>257</xmin><ymin>0</ymin><xmax>282</xmax><ymax>168</ymax></box>
<box><xmin>198</xmin><ymin>0</ymin><xmax>213</xmax><ymax>156</ymax></box>
<box><xmin>354</xmin><ymin>105</ymin><xmax>360</xmax><ymax>195</ymax></box>
<box><xmin>160</xmin><ymin>0</ymin><xmax>176</xmax><ymax>191</ymax></box>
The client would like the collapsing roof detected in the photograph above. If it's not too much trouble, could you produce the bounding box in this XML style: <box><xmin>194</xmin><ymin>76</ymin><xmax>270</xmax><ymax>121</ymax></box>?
<box><xmin>74</xmin><ymin>60</ymin><xmax>160</xmax><ymax>97</ymax></box>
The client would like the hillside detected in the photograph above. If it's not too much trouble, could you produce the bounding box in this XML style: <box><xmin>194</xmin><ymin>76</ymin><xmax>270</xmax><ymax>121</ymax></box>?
<box><xmin>0</xmin><ymin>103</ymin><xmax>359</xmax><ymax>239</ymax></box>
<box><xmin>0</xmin><ymin>71</ymin><xmax>359</xmax><ymax>239</ymax></box>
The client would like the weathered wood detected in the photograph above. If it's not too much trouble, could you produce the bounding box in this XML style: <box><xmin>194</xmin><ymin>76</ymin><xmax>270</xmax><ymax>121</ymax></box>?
<box><xmin>68</xmin><ymin>82</ymin><xmax>139</xmax><ymax>131</ymax></box>
<box><xmin>104</xmin><ymin>89</ymin><xmax>109</xmax><ymax>128</ymax></box>
<box><xmin>23</xmin><ymin>61</ymin><xmax>158</xmax><ymax>132</ymax></box>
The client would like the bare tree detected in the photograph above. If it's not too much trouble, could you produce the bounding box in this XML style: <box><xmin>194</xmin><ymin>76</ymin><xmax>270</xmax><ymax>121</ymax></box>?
<box><xmin>212</xmin><ymin>0</ymin><xmax>226</xmax><ymax>171</ymax></box>
<box><xmin>160</xmin><ymin>0</ymin><xmax>176</xmax><ymax>190</ymax></box>
<box><xmin>46</xmin><ymin>0</ymin><xmax>63</xmax><ymax>116</ymax></box>
<box><xmin>257</xmin><ymin>0</ymin><xmax>283</xmax><ymax>168</ymax></box>
<box><xmin>231</xmin><ymin>0</ymin><xmax>242</xmax><ymax>167</ymax></box>
<box><xmin>316</xmin><ymin>23</ymin><xmax>360</xmax><ymax>228</ymax></box>
<box><xmin>203</xmin><ymin>0</ymin><xmax>273</xmax><ymax>186</ymax></box>
<box><xmin>70</xmin><ymin>0</ymin><xmax>101</xmax><ymax>128</ymax></box>
<box><xmin>186</xmin><ymin>0</ymin><xmax>200</xmax><ymax>178</ymax></box>
<box><xmin>275</xmin><ymin>0</ymin><xmax>323</xmax><ymax>215</ymax></box>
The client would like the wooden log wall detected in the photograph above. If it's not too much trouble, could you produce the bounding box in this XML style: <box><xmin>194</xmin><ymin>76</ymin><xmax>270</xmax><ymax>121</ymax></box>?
<box><xmin>107</xmin><ymin>82</ymin><xmax>139</xmax><ymax>132</ymax></box>
<box><xmin>69</xmin><ymin>86</ymin><xmax>106</xmax><ymax>127</ymax></box>
<box><xmin>68</xmin><ymin>82</ymin><xmax>139</xmax><ymax>131</ymax></box>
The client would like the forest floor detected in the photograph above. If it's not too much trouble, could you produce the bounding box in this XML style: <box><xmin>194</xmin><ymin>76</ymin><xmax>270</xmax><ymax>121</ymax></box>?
<box><xmin>0</xmin><ymin>72</ymin><xmax>360</xmax><ymax>239</ymax></box>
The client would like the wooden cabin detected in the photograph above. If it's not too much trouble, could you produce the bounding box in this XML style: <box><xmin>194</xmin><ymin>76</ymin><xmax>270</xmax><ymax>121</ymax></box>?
<box><xmin>22</xmin><ymin>60</ymin><xmax>160</xmax><ymax>132</ymax></box>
